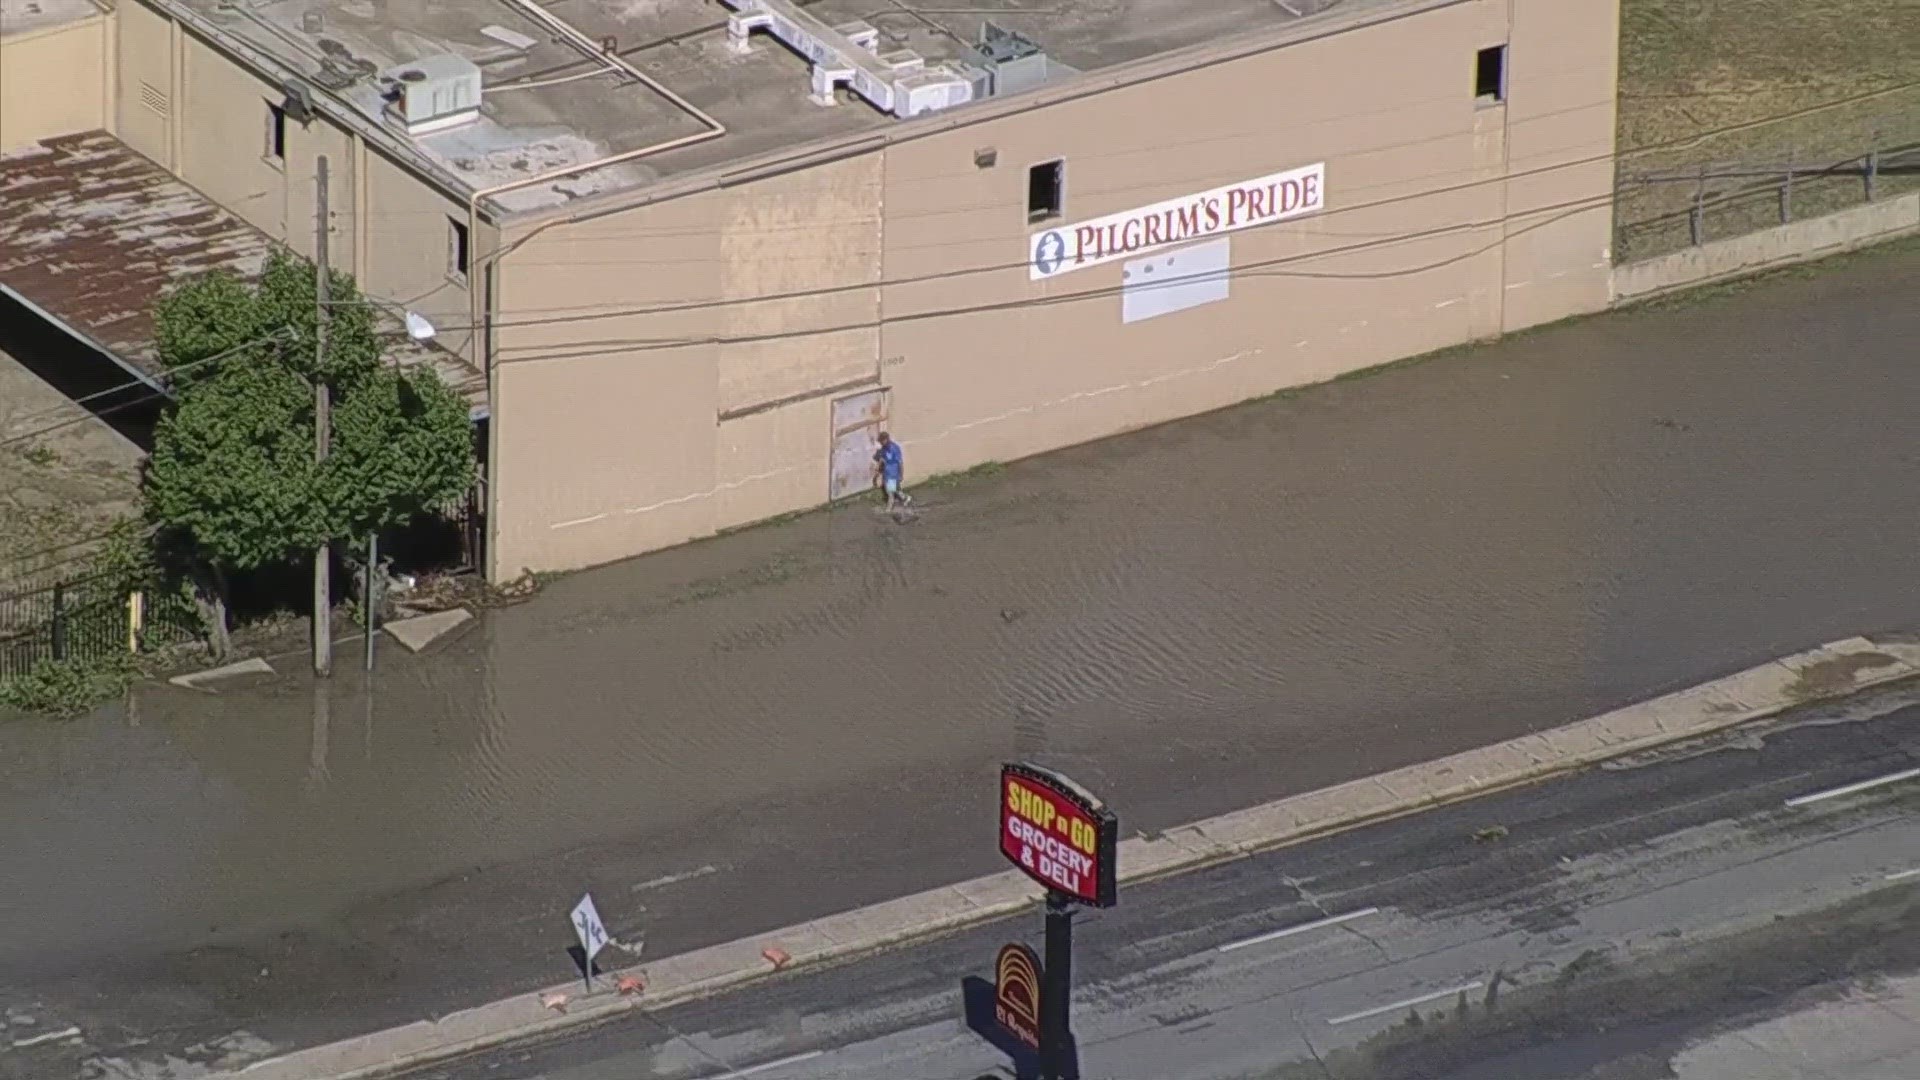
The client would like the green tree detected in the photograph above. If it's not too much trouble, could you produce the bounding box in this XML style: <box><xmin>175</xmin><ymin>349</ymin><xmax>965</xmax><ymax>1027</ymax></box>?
<box><xmin>325</xmin><ymin>366</ymin><xmax>475</xmax><ymax>536</ymax></box>
<box><xmin>143</xmin><ymin>253</ymin><xmax>475</xmax><ymax>657</ymax></box>
<box><xmin>153</xmin><ymin>249</ymin><xmax>381</xmax><ymax>388</ymax></box>
<box><xmin>144</xmin><ymin>359</ymin><xmax>322</xmax><ymax>657</ymax></box>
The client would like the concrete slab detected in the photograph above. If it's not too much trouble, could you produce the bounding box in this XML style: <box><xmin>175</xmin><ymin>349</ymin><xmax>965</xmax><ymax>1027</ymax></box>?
<box><xmin>166</xmin><ymin>656</ymin><xmax>275</xmax><ymax>689</ymax></box>
<box><xmin>1773</xmin><ymin>639</ymin><xmax>1915</xmax><ymax>701</ymax></box>
<box><xmin>1156</xmin><ymin>825</ymin><xmax>1229</xmax><ymax>860</ymax></box>
<box><xmin>638</xmin><ymin>940</ymin><xmax>769</xmax><ymax>998</ymax></box>
<box><xmin>1619</xmin><ymin>681</ymin><xmax>1756</xmax><ymax>735</ymax></box>
<box><xmin>805</xmin><ymin>887</ymin><xmax>980</xmax><ymax>948</ymax></box>
<box><xmin>1191</xmin><ymin>798</ymin><xmax>1317</xmax><ymax>852</ymax></box>
<box><xmin>384</xmin><ymin>608</ymin><xmax>473</xmax><ymax>653</ymax></box>
<box><xmin>950</xmin><ymin>872</ymin><xmax>1045</xmax><ymax>911</ymax></box>
<box><xmin>1865</xmin><ymin>636</ymin><xmax>1920</xmax><ymax>671</ymax></box>
<box><xmin>1697</xmin><ymin>660</ymin><xmax>1803</xmax><ymax>712</ymax></box>
<box><xmin>1118</xmin><ymin>835</ymin><xmax>1202</xmax><ymax>881</ymax></box>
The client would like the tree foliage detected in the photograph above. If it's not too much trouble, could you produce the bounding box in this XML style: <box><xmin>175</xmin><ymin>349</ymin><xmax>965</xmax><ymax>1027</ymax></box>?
<box><xmin>142</xmin><ymin>253</ymin><xmax>476</xmax><ymax>645</ymax></box>
<box><xmin>153</xmin><ymin>249</ymin><xmax>382</xmax><ymax>389</ymax></box>
<box><xmin>326</xmin><ymin>368</ymin><xmax>475</xmax><ymax>535</ymax></box>
<box><xmin>145</xmin><ymin>358</ymin><xmax>324</xmax><ymax>572</ymax></box>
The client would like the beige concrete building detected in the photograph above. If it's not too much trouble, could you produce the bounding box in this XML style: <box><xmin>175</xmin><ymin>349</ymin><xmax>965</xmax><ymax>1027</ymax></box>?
<box><xmin>0</xmin><ymin>0</ymin><xmax>112</xmax><ymax>151</ymax></box>
<box><xmin>0</xmin><ymin>0</ymin><xmax>1620</xmax><ymax>581</ymax></box>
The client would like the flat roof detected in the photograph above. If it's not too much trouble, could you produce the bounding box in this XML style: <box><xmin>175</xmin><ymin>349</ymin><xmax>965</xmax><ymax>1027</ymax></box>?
<box><xmin>0</xmin><ymin>131</ymin><xmax>487</xmax><ymax>410</ymax></box>
<box><xmin>0</xmin><ymin>0</ymin><xmax>102</xmax><ymax>37</ymax></box>
<box><xmin>154</xmin><ymin>0</ymin><xmax>1357</xmax><ymax>217</ymax></box>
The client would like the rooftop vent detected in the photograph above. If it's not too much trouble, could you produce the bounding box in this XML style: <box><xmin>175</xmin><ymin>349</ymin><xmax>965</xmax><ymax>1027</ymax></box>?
<box><xmin>970</xmin><ymin>21</ymin><xmax>1051</xmax><ymax>97</ymax></box>
<box><xmin>720</xmin><ymin>0</ymin><xmax>976</xmax><ymax>119</ymax></box>
<box><xmin>380</xmin><ymin>54</ymin><xmax>483</xmax><ymax>136</ymax></box>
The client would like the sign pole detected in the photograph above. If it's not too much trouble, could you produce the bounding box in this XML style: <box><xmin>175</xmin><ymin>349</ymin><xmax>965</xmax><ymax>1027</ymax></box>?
<box><xmin>1041</xmin><ymin>890</ymin><xmax>1075</xmax><ymax>1080</ymax></box>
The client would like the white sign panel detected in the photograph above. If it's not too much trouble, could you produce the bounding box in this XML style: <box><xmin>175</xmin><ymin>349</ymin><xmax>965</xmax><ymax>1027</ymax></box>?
<box><xmin>571</xmin><ymin>892</ymin><xmax>609</xmax><ymax>964</ymax></box>
<box><xmin>1030</xmin><ymin>162</ymin><xmax>1325</xmax><ymax>281</ymax></box>
<box><xmin>1122</xmin><ymin>237</ymin><xmax>1231</xmax><ymax>324</ymax></box>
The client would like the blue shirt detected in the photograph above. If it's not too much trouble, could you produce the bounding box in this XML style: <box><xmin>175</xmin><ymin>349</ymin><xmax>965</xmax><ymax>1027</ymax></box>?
<box><xmin>876</xmin><ymin>441</ymin><xmax>903</xmax><ymax>481</ymax></box>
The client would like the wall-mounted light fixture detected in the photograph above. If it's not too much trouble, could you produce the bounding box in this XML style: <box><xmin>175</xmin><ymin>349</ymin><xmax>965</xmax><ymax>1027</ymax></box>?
<box><xmin>974</xmin><ymin>147</ymin><xmax>998</xmax><ymax>169</ymax></box>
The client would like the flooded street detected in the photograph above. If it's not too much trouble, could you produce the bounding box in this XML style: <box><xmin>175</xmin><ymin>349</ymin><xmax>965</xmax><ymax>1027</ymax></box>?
<box><xmin>8</xmin><ymin>242</ymin><xmax>1920</xmax><ymax>1077</ymax></box>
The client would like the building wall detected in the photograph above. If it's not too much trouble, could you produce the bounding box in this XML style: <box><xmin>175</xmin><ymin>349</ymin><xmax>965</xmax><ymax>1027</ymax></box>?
<box><xmin>1</xmin><ymin>14</ymin><xmax>110</xmax><ymax>151</ymax></box>
<box><xmin>1499</xmin><ymin>0</ymin><xmax>1620</xmax><ymax>330</ymax></box>
<box><xmin>484</xmin><ymin>0</ymin><xmax>1622</xmax><ymax>579</ymax></box>
<box><xmin>108</xmin><ymin>0</ymin><xmax>482</xmax><ymax>358</ymax></box>
<box><xmin>358</xmin><ymin>147</ymin><xmax>478</xmax><ymax>359</ymax></box>
<box><xmin>489</xmin><ymin>152</ymin><xmax>893</xmax><ymax>576</ymax></box>
<box><xmin>112</xmin><ymin>0</ymin><xmax>170</xmax><ymax>163</ymax></box>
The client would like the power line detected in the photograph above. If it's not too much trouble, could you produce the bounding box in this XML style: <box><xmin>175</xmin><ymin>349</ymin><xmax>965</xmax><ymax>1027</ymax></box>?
<box><xmin>442</xmin><ymin>84</ymin><xmax>1920</xmax><ymax>335</ymax></box>
<box><xmin>492</xmin><ymin>191</ymin><xmax>1615</xmax><ymax>366</ymax></box>
<box><xmin>2</xmin><ymin>330</ymin><xmax>294</xmax><ymax>434</ymax></box>
<box><xmin>424</xmin><ymin>142</ymin><xmax>1620</xmax><ymax>340</ymax></box>
<box><xmin>0</xmin><ymin>330</ymin><xmax>294</xmax><ymax>452</ymax></box>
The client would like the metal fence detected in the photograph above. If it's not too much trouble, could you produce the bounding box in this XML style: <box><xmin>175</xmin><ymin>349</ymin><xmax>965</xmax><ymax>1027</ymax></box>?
<box><xmin>0</xmin><ymin>574</ymin><xmax>203</xmax><ymax>682</ymax></box>
<box><xmin>1614</xmin><ymin>141</ymin><xmax>1920</xmax><ymax>263</ymax></box>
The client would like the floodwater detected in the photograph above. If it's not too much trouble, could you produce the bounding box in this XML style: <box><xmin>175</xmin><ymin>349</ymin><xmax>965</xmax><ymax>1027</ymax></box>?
<box><xmin>7</xmin><ymin>242</ymin><xmax>1920</xmax><ymax>1076</ymax></box>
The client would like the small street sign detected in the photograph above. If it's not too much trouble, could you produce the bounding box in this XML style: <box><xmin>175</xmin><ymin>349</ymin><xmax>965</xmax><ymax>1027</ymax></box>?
<box><xmin>571</xmin><ymin>892</ymin><xmax>610</xmax><ymax>988</ymax></box>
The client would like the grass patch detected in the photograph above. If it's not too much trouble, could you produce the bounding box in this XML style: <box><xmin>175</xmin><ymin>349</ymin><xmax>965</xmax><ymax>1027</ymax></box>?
<box><xmin>920</xmin><ymin>460</ymin><xmax>1006</xmax><ymax>489</ymax></box>
<box><xmin>0</xmin><ymin>653</ymin><xmax>136</xmax><ymax>719</ymax></box>
<box><xmin>1615</xmin><ymin>0</ymin><xmax>1920</xmax><ymax>261</ymax></box>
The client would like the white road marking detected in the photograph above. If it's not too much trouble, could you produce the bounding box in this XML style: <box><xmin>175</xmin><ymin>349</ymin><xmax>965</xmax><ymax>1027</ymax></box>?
<box><xmin>1784</xmin><ymin>767</ymin><xmax>1920</xmax><ymax>808</ymax></box>
<box><xmin>719</xmin><ymin>1050</ymin><xmax>825</xmax><ymax>1077</ymax></box>
<box><xmin>11</xmin><ymin>1026</ymin><xmax>81</xmax><ymax>1049</ymax></box>
<box><xmin>632</xmin><ymin>865</ymin><xmax>721</xmax><ymax>893</ymax></box>
<box><xmin>1886</xmin><ymin>867</ymin><xmax>1920</xmax><ymax>882</ymax></box>
<box><xmin>1327</xmin><ymin>981</ymin><xmax>1483</xmax><ymax>1027</ymax></box>
<box><xmin>1218</xmin><ymin>907</ymin><xmax>1381</xmax><ymax>953</ymax></box>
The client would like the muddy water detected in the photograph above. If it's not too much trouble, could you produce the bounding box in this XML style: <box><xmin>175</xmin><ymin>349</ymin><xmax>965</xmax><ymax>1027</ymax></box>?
<box><xmin>7</xmin><ymin>245</ymin><xmax>1920</xmax><ymax>1074</ymax></box>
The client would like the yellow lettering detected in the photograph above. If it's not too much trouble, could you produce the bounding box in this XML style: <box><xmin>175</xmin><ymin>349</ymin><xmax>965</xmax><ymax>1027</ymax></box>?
<box><xmin>1008</xmin><ymin>782</ymin><xmax>1023</xmax><ymax>814</ymax></box>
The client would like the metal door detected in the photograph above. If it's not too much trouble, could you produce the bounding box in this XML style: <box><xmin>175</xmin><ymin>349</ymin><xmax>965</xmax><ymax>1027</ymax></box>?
<box><xmin>829</xmin><ymin>389</ymin><xmax>888</xmax><ymax>500</ymax></box>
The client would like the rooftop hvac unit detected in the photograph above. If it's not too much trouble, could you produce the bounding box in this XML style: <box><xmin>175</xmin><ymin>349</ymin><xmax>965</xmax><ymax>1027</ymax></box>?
<box><xmin>897</xmin><ymin>62</ymin><xmax>976</xmax><ymax>118</ymax></box>
<box><xmin>381</xmin><ymin>54</ymin><xmax>483</xmax><ymax>136</ymax></box>
<box><xmin>972</xmin><ymin>21</ymin><xmax>1050</xmax><ymax>97</ymax></box>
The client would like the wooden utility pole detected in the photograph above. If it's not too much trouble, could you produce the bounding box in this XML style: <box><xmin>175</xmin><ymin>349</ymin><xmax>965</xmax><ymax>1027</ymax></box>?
<box><xmin>313</xmin><ymin>155</ymin><xmax>333</xmax><ymax>677</ymax></box>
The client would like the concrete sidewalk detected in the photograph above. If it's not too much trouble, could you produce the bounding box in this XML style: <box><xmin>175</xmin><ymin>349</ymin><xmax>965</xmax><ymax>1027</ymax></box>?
<box><xmin>1670</xmin><ymin>970</ymin><xmax>1920</xmax><ymax>1080</ymax></box>
<box><xmin>213</xmin><ymin>634</ymin><xmax>1920</xmax><ymax>1080</ymax></box>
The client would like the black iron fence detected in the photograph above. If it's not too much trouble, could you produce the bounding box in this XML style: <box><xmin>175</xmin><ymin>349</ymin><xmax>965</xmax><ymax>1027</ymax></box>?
<box><xmin>0</xmin><ymin>573</ymin><xmax>202</xmax><ymax>682</ymax></box>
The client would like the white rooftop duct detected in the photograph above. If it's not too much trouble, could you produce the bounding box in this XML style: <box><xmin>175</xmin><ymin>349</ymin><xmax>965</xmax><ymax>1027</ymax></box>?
<box><xmin>720</xmin><ymin>0</ymin><xmax>976</xmax><ymax>119</ymax></box>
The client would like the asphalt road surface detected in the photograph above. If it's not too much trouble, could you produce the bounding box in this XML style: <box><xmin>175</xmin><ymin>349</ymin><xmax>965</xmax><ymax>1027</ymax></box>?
<box><xmin>411</xmin><ymin>680</ymin><xmax>1920</xmax><ymax>1080</ymax></box>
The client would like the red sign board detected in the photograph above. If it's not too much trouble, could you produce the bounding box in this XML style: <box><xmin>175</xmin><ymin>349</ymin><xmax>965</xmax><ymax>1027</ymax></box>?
<box><xmin>993</xmin><ymin>943</ymin><xmax>1042</xmax><ymax>1049</ymax></box>
<box><xmin>1000</xmin><ymin>763</ymin><xmax>1119</xmax><ymax>907</ymax></box>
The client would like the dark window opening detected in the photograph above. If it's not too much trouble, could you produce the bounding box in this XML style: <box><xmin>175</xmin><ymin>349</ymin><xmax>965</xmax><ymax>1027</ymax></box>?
<box><xmin>1475</xmin><ymin>45</ymin><xmax>1507</xmax><ymax>103</ymax></box>
<box><xmin>1027</xmin><ymin>160</ymin><xmax>1064</xmax><ymax>223</ymax></box>
<box><xmin>266</xmin><ymin>102</ymin><xmax>287</xmax><ymax>161</ymax></box>
<box><xmin>448</xmin><ymin>218</ymin><xmax>470</xmax><ymax>281</ymax></box>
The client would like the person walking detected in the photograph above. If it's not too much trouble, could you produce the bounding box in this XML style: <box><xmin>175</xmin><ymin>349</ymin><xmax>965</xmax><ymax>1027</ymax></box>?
<box><xmin>873</xmin><ymin>431</ymin><xmax>911</xmax><ymax>510</ymax></box>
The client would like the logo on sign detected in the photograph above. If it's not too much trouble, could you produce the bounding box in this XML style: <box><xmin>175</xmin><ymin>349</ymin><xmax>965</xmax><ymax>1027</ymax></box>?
<box><xmin>999</xmin><ymin>763</ymin><xmax>1119</xmax><ymax>907</ymax></box>
<box><xmin>993</xmin><ymin>943</ymin><xmax>1042</xmax><ymax>1049</ymax></box>
<box><xmin>1026</xmin><ymin>161</ymin><xmax>1325</xmax><ymax>280</ymax></box>
<box><xmin>1032</xmin><ymin>230</ymin><xmax>1068</xmax><ymax>277</ymax></box>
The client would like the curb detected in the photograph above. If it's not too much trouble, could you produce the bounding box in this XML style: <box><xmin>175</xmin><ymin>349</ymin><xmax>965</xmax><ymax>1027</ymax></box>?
<box><xmin>220</xmin><ymin>635</ymin><xmax>1920</xmax><ymax>1080</ymax></box>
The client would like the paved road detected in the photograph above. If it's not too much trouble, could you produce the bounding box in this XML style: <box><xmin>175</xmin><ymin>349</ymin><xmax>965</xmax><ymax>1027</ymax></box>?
<box><xmin>411</xmin><ymin>682</ymin><xmax>1920</xmax><ymax>1080</ymax></box>
<box><xmin>8</xmin><ymin>239</ymin><xmax>1920</xmax><ymax>1078</ymax></box>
